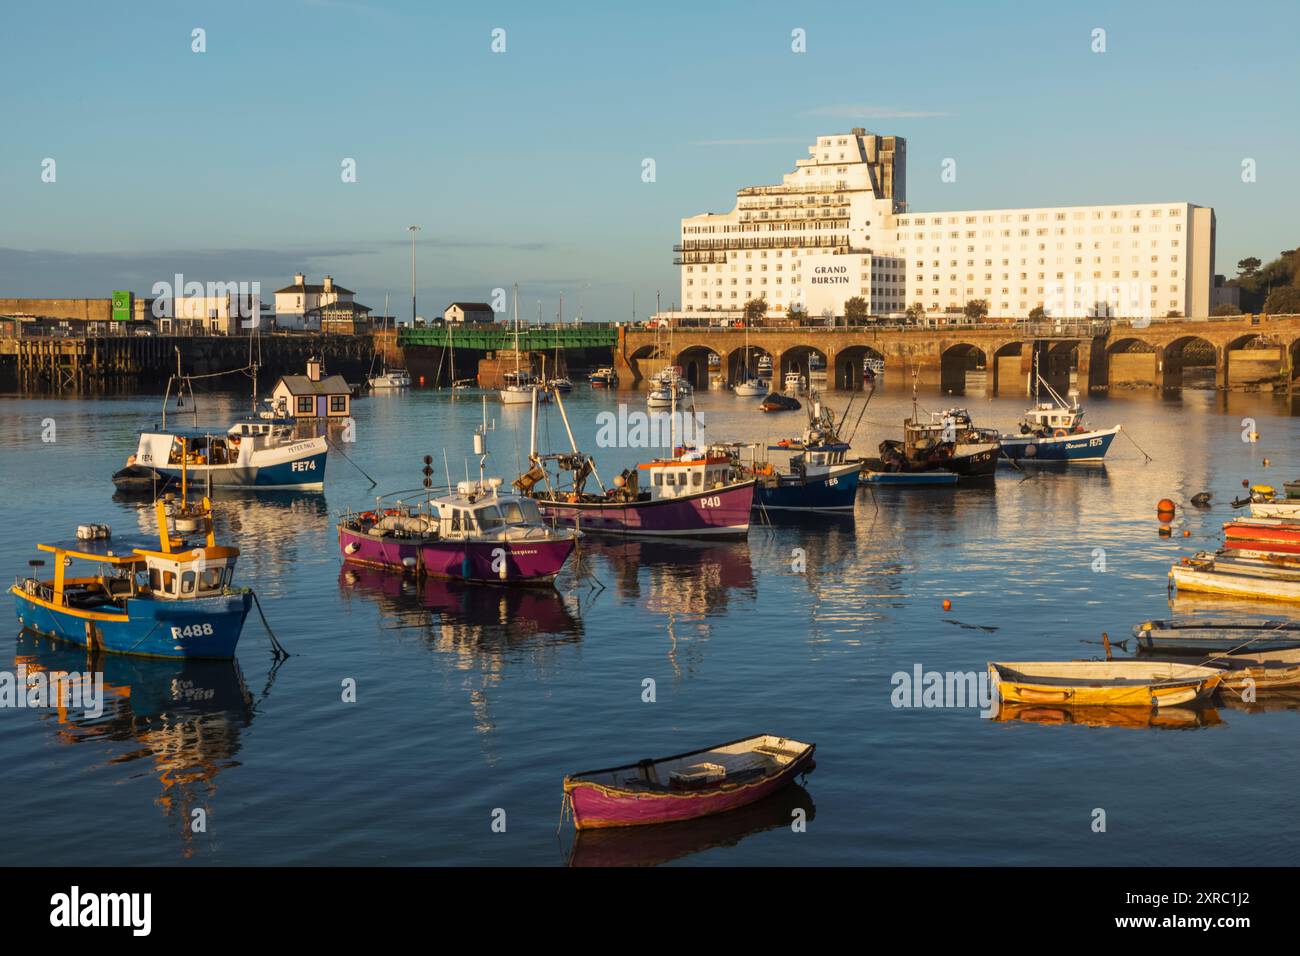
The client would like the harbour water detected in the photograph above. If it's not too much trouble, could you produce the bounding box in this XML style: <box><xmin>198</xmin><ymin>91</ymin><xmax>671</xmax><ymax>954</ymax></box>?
<box><xmin>1</xmin><ymin>384</ymin><xmax>1298</xmax><ymax>866</ymax></box>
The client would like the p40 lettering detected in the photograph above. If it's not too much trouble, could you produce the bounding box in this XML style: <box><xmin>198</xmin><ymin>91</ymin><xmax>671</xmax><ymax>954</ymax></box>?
<box><xmin>700</xmin><ymin>496</ymin><xmax>722</xmax><ymax>508</ymax></box>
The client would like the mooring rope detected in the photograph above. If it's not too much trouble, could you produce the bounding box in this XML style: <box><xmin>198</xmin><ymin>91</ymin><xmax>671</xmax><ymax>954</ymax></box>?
<box><xmin>249</xmin><ymin>589</ymin><xmax>290</xmax><ymax>659</ymax></box>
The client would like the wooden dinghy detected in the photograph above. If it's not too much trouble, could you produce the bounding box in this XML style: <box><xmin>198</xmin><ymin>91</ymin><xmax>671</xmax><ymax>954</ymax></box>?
<box><xmin>1154</xmin><ymin>649</ymin><xmax>1300</xmax><ymax>691</ymax></box>
<box><xmin>1132</xmin><ymin>617</ymin><xmax>1300</xmax><ymax>653</ymax></box>
<box><xmin>562</xmin><ymin>734</ymin><xmax>815</xmax><ymax>830</ymax></box>
<box><xmin>1171</xmin><ymin>560</ymin><xmax>1300</xmax><ymax>602</ymax></box>
<box><xmin>1224</xmin><ymin>517</ymin><xmax>1300</xmax><ymax>553</ymax></box>
<box><xmin>987</xmin><ymin>661</ymin><xmax>1222</xmax><ymax>708</ymax></box>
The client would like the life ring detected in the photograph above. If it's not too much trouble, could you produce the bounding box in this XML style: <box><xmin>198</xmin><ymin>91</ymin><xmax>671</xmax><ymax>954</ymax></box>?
<box><xmin>384</xmin><ymin>509</ymin><xmax>399</xmax><ymax>517</ymax></box>
<box><xmin>1053</xmin><ymin>428</ymin><xmax>1068</xmax><ymax>438</ymax></box>
<box><xmin>360</xmin><ymin>511</ymin><xmax>377</xmax><ymax>522</ymax></box>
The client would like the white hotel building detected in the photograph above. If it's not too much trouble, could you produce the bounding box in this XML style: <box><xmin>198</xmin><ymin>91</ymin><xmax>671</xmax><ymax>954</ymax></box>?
<box><xmin>676</xmin><ymin>130</ymin><xmax>1214</xmax><ymax>321</ymax></box>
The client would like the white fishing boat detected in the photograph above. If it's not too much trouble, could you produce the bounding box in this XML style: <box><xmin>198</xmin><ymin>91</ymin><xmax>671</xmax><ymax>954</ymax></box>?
<box><xmin>783</xmin><ymin>371</ymin><xmax>807</xmax><ymax>396</ymax></box>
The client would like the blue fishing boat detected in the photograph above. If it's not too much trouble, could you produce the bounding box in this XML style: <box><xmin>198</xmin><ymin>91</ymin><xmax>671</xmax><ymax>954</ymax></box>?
<box><xmin>730</xmin><ymin>396</ymin><xmax>862</xmax><ymax>511</ymax></box>
<box><xmin>999</xmin><ymin>361</ymin><xmax>1119</xmax><ymax>464</ymax></box>
<box><xmin>12</xmin><ymin>487</ymin><xmax>253</xmax><ymax>660</ymax></box>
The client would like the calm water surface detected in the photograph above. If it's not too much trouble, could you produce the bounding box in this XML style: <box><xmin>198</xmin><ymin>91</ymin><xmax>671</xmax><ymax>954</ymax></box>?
<box><xmin>1</xmin><ymin>383</ymin><xmax>1297</xmax><ymax>866</ymax></box>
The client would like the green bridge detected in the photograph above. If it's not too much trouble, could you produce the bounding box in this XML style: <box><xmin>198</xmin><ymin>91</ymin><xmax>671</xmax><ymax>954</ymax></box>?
<box><xmin>398</xmin><ymin>323</ymin><xmax>618</xmax><ymax>350</ymax></box>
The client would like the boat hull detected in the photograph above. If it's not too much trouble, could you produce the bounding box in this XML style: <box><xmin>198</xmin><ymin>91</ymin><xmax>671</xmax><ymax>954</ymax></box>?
<box><xmin>1249</xmin><ymin>501</ymin><xmax>1300</xmax><ymax>519</ymax></box>
<box><xmin>338</xmin><ymin>526</ymin><xmax>574</xmax><ymax>584</ymax></box>
<box><xmin>535</xmin><ymin>481</ymin><xmax>755</xmax><ymax>537</ymax></box>
<box><xmin>989</xmin><ymin>661</ymin><xmax>1221</xmax><ymax>708</ymax></box>
<box><xmin>1170</xmin><ymin>564</ymin><xmax>1300</xmax><ymax>602</ymax></box>
<box><xmin>755</xmin><ymin>462</ymin><xmax>861</xmax><ymax>511</ymax></box>
<box><xmin>1133</xmin><ymin>618</ymin><xmax>1300</xmax><ymax>653</ymax></box>
<box><xmin>12</xmin><ymin>587</ymin><xmax>252</xmax><ymax>660</ymax></box>
<box><xmin>999</xmin><ymin>426</ymin><xmax>1119</xmax><ymax>463</ymax></box>
<box><xmin>154</xmin><ymin>447</ymin><xmax>327</xmax><ymax>490</ymax></box>
<box><xmin>565</xmin><ymin>745</ymin><xmax>815</xmax><ymax>830</ymax></box>
<box><xmin>862</xmin><ymin>469</ymin><xmax>958</xmax><ymax>486</ymax></box>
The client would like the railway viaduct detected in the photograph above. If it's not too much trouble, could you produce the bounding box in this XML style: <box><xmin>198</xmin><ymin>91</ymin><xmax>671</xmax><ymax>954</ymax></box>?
<box><xmin>614</xmin><ymin>315</ymin><xmax>1300</xmax><ymax>395</ymax></box>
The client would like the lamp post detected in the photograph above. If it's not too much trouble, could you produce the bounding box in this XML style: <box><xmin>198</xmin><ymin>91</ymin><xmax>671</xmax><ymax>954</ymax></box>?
<box><xmin>407</xmin><ymin>225</ymin><xmax>420</xmax><ymax>325</ymax></box>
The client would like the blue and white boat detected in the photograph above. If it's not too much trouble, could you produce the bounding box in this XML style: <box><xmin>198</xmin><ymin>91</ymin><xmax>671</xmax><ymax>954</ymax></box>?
<box><xmin>115</xmin><ymin>417</ymin><xmax>327</xmax><ymax>491</ymax></box>
<box><xmin>999</xmin><ymin>367</ymin><xmax>1119</xmax><ymax>464</ymax></box>
<box><xmin>12</xmin><ymin>495</ymin><xmax>253</xmax><ymax>659</ymax></box>
<box><xmin>733</xmin><ymin>397</ymin><xmax>862</xmax><ymax>511</ymax></box>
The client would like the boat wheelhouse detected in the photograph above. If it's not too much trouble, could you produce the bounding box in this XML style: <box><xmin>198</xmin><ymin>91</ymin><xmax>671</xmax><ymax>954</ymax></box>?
<box><xmin>12</xmin><ymin>495</ymin><xmax>252</xmax><ymax>659</ymax></box>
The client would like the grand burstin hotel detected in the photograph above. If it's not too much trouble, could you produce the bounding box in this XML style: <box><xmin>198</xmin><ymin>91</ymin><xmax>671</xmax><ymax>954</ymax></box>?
<box><xmin>675</xmin><ymin>130</ymin><xmax>1215</xmax><ymax>322</ymax></box>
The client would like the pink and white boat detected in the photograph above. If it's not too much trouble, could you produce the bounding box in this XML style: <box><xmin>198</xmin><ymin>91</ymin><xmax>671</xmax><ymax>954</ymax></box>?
<box><xmin>563</xmin><ymin>734</ymin><xmax>816</xmax><ymax>830</ymax></box>
<box><xmin>513</xmin><ymin>383</ymin><xmax>756</xmax><ymax>538</ymax></box>
<box><xmin>337</xmin><ymin>400</ymin><xmax>579</xmax><ymax>585</ymax></box>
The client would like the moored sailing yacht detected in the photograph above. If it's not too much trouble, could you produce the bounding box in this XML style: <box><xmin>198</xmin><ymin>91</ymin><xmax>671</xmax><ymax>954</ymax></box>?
<box><xmin>500</xmin><ymin>284</ymin><xmax>549</xmax><ymax>405</ymax></box>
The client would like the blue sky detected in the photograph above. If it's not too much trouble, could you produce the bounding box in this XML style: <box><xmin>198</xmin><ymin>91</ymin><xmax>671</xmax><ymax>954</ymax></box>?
<box><xmin>1</xmin><ymin>0</ymin><xmax>1296</xmax><ymax>320</ymax></box>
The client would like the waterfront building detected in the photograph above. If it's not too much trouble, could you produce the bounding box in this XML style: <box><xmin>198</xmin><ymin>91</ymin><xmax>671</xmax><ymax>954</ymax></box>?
<box><xmin>274</xmin><ymin>273</ymin><xmax>356</xmax><ymax>331</ymax></box>
<box><xmin>311</xmin><ymin>300</ymin><xmax>373</xmax><ymax>335</ymax></box>
<box><xmin>270</xmin><ymin>357</ymin><xmax>353</xmax><ymax>419</ymax></box>
<box><xmin>162</xmin><ymin>291</ymin><xmax>257</xmax><ymax>335</ymax></box>
<box><xmin>443</xmin><ymin>302</ymin><xmax>496</xmax><ymax>323</ymax></box>
<box><xmin>676</xmin><ymin>130</ymin><xmax>1214</xmax><ymax>321</ymax></box>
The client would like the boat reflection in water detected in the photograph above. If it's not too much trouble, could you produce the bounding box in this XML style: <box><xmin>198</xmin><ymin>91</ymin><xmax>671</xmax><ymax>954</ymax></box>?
<box><xmin>992</xmin><ymin>700</ymin><xmax>1222</xmax><ymax>731</ymax></box>
<box><xmin>338</xmin><ymin>565</ymin><xmax>583</xmax><ymax>736</ymax></box>
<box><xmin>567</xmin><ymin>783</ymin><xmax>815</xmax><ymax>867</ymax></box>
<box><xmin>580</xmin><ymin>537</ymin><xmax>756</xmax><ymax>614</ymax></box>
<box><xmin>13</xmin><ymin>631</ymin><xmax>254</xmax><ymax>858</ymax></box>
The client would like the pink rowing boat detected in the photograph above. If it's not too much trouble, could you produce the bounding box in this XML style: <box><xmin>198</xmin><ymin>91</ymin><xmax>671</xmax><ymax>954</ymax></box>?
<box><xmin>563</xmin><ymin>734</ymin><xmax>815</xmax><ymax>830</ymax></box>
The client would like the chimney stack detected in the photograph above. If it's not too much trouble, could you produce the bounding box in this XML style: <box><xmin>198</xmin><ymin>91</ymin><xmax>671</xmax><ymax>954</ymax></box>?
<box><xmin>306</xmin><ymin>357</ymin><xmax>322</xmax><ymax>382</ymax></box>
<box><xmin>294</xmin><ymin>272</ymin><xmax>306</xmax><ymax>286</ymax></box>
<box><xmin>323</xmin><ymin>275</ymin><xmax>334</xmax><ymax>293</ymax></box>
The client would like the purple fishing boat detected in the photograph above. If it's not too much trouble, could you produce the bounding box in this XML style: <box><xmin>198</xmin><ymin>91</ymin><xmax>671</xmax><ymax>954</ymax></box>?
<box><xmin>337</xmin><ymin>400</ymin><xmax>579</xmax><ymax>585</ymax></box>
<box><xmin>562</xmin><ymin>734</ymin><xmax>816</xmax><ymax>830</ymax></box>
<box><xmin>513</xmin><ymin>384</ymin><xmax>756</xmax><ymax>538</ymax></box>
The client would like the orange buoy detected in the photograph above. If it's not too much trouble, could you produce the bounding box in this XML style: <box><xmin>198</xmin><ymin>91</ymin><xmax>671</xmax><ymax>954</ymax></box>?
<box><xmin>1158</xmin><ymin>525</ymin><xmax>1172</xmax><ymax>537</ymax></box>
<box><xmin>1157</xmin><ymin>498</ymin><xmax>1176</xmax><ymax>515</ymax></box>
<box><xmin>942</xmin><ymin>599</ymin><xmax>952</xmax><ymax>611</ymax></box>
<box><xmin>1183</xmin><ymin>530</ymin><xmax>1191</xmax><ymax>537</ymax></box>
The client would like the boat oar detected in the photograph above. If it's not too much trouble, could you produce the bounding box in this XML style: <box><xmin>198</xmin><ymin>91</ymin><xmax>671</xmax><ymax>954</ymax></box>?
<box><xmin>326</xmin><ymin>435</ymin><xmax>378</xmax><ymax>487</ymax></box>
<box><xmin>1080</xmin><ymin>632</ymin><xmax>1128</xmax><ymax>654</ymax></box>
<box><xmin>248</xmin><ymin>590</ymin><xmax>290</xmax><ymax>659</ymax></box>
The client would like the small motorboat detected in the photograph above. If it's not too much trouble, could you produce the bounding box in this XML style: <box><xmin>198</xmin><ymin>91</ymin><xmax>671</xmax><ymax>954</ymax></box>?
<box><xmin>783</xmin><ymin>371</ymin><xmax>807</xmax><ymax>396</ymax></box>
<box><xmin>988</xmin><ymin>660</ymin><xmax>1223</xmax><ymax>708</ymax></box>
<box><xmin>1132</xmin><ymin>617</ymin><xmax>1300</xmax><ymax>653</ymax></box>
<box><xmin>759</xmin><ymin>392</ymin><xmax>801</xmax><ymax>413</ymax></box>
<box><xmin>548</xmin><ymin>377</ymin><xmax>574</xmax><ymax>393</ymax></box>
<box><xmin>646</xmin><ymin>366</ymin><xmax>693</xmax><ymax>409</ymax></box>
<box><xmin>588</xmin><ymin>367</ymin><xmax>617</xmax><ymax>388</ymax></box>
<box><xmin>1147</xmin><ymin>646</ymin><xmax>1300</xmax><ymax>692</ymax></box>
<box><xmin>111</xmin><ymin>463</ymin><xmax>168</xmax><ymax>494</ymax></box>
<box><xmin>562</xmin><ymin>734</ymin><xmax>815</xmax><ymax>830</ymax></box>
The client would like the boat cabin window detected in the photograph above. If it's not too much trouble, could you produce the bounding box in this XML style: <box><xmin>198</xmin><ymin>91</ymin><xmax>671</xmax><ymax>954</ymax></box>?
<box><xmin>692</xmin><ymin>471</ymin><xmax>703</xmax><ymax>487</ymax></box>
<box><xmin>476</xmin><ymin>505</ymin><xmax>504</xmax><ymax>529</ymax></box>
<box><xmin>199</xmin><ymin>566</ymin><xmax>224</xmax><ymax>592</ymax></box>
<box><xmin>181</xmin><ymin>571</ymin><xmax>196</xmax><ymax>594</ymax></box>
<box><xmin>653</xmin><ymin>472</ymin><xmax>663</xmax><ymax>486</ymax></box>
<box><xmin>516</xmin><ymin>498</ymin><xmax>542</xmax><ymax>523</ymax></box>
<box><xmin>450</xmin><ymin>510</ymin><xmax>462</xmax><ymax>532</ymax></box>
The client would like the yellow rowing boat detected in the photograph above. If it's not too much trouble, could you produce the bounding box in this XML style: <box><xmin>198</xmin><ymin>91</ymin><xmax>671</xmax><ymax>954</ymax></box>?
<box><xmin>988</xmin><ymin>661</ymin><xmax>1222</xmax><ymax>708</ymax></box>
